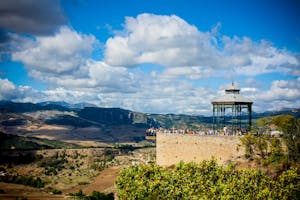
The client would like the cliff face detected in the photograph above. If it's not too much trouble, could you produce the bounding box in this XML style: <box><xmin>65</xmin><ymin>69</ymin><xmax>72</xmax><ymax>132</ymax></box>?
<box><xmin>156</xmin><ymin>133</ymin><xmax>244</xmax><ymax>166</ymax></box>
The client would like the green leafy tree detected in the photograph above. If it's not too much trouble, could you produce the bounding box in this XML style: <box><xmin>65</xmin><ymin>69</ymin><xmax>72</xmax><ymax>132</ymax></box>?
<box><xmin>271</xmin><ymin>115</ymin><xmax>300</xmax><ymax>163</ymax></box>
<box><xmin>116</xmin><ymin>160</ymin><xmax>299</xmax><ymax>199</ymax></box>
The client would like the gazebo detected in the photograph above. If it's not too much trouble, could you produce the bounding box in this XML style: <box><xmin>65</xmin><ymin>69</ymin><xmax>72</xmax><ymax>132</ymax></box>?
<box><xmin>212</xmin><ymin>83</ymin><xmax>253</xmax><ymax>134</ymax></box>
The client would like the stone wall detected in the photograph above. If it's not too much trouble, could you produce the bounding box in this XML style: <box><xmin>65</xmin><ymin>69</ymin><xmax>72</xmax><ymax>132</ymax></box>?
<box><xmin>156</xmin><ymin>133</ymin><xmax>244</xmax><ymax>166</ymax></box>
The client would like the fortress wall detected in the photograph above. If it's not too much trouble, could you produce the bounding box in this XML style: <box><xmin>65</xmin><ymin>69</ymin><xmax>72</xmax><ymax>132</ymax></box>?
<box><xmin>156</xmin><ymin>133</ymin><xmax>244</xmax><ymax>166</ymax></box>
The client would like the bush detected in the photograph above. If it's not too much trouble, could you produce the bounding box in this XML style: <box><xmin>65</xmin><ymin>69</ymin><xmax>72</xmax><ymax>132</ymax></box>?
<box><xmin>116</xmin><ymin>160</ymin><xmax>300</xmax><ymax>199</ymax></box>
<box><xmin>90</xmin><ymin>191</ymin><xmax>114</xmax><ymax>200</ymax></box>
<box><xmin>69</xmin><ymin>190</ymin><xmax>114</xmax><ymax>200</ymax></box>
<box><xmin>52</xmin><ymin>188</ymin><xmax>62</xmax><ymax>194</ymax></box>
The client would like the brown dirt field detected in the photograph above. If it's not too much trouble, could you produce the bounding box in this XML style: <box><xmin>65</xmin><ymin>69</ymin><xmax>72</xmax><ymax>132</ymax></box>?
<box><xmin>62</xmin><ymin>140</ymin><xmax>111</xmax><ymax>147</ymax></box>
<box><xmin>0</xmin><ymin>166</ymin><xmax>121</xmax><ymax>199</ymax></box>
<box><xmin>0</xmin><ymin>182</ymin><xmax>65</xmax><ymax>200</ymax></box>
<box><xmin>65</xmin><ymin>166</ymin><xmax>121</xmax><ymax>195</ymax></box>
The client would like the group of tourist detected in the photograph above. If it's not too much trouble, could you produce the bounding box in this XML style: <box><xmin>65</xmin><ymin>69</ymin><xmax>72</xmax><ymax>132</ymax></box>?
<box><xmin>146</xmin><ymin>127</ymin><xmax>244</xmax><ymax>137</ymax></box>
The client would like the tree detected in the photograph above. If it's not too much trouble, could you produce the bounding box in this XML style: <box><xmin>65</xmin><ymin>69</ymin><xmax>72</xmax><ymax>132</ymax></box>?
<box><xmin>271</xmin><ymin>115</ymin><xmax>300</xmax><ymax>163</ymax></box>
<box><xmin>116</xmin><ymin>160</ymin><xmax>300</xmax><ymax>199</ymax></box>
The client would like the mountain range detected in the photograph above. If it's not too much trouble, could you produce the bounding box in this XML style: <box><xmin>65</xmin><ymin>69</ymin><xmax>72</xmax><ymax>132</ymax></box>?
<box><xmin>0</xmin><ymin>101</ymin><xmax>299</xmax><ymax>143</ymax></box>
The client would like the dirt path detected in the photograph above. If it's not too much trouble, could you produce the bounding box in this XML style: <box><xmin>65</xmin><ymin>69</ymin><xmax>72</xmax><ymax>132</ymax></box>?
<box><xmin>64</xmin><ymin>166</ymin><xmax>121</xmax><ymax>195</ymax></box>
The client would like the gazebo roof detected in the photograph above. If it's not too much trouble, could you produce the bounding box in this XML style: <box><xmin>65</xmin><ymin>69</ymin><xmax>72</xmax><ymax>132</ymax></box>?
<box><xmin>212</xmin><ymin>83</ymin><xmax>253</xmax><ymax>105</ymax></box>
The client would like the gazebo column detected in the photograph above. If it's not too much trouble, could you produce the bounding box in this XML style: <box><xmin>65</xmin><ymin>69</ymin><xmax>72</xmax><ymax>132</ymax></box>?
<box><xmin>212</xmin><ymin>105</ymin><xmax>215</xmax><ymax>131</ymax></box>
<box><xmin>248</xmin><ymin>104</ymin><xmax>252</xmax><ymax>131</ymax></box>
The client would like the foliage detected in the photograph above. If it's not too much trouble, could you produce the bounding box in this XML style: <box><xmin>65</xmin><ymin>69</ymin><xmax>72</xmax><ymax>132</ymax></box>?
<box><xmin>0</xmin><ymin>175</ymin><xmax>45</xmax><ymax>188</ymax></box>
<box><xmin>69</xmin><ymin>190</ymin><xmax>114</xmax><ymax>200</ymax></box>
<box><xmin>279</xmin><ymin>117</ymin><xmax>300</xmax><ymax>163</ymax></box>
<box><xmin>267</xmin><ymin>115</ymin><xmax>300</xmax><ymax>163</ymax></box>
<box><xmin>243</xmin><ymin>115</ymin><xmax>300</xmax><ymax>169</ymax></box>
<box><xmin>38</xmin><ymin>153</ymin><xmax>68</xmax><ymax>175</ymax></box>
<box><xmin>90</xmin><ymin>191</ymin><xmax>114</xmax><ymax>200</ymax></box>
<box><xmin>240</xmin><ymin>134</ymin><xmax>284</xmax><ymax>161</ymax></box>
<box><xmin>271</xmin><ymin>115</ymin><xmax>296</xmax><ymax>133</ymax></box>
<box><xmin>116</xmin><ymin>160</ymin><xmax>300</xmax><ymax>200</ymax></box>
<box><xmin>51</xmin><ymin>188</ymin><xmax>62</xmax><ymax>194</ymax></box>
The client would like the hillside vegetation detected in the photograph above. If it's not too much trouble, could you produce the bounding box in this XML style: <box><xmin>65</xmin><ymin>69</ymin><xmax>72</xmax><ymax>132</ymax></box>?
<box><xmin>0</xmin><ymin>132</ymin><xmax>80</xmax><ymax>150</ymax></box>
<box><xmin>116</xmin><ymin>160</ymin><xmax>299</xmax><ymax>199</ymax></box>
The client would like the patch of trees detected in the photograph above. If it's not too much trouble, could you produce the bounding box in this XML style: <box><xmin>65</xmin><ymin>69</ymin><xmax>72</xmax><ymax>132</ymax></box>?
<box><xmin>0</xmin><ymin>176</ymin><xmax>45</xmax><ymax>188</ymax></box>
<box><xmin>37</xmin><ymin>152</ymin><xmax>68</xmax><ymax>175</ymax></box>
<box><xmin>116</xmin><ymin>160</ymin><xmax>299</xmax><ymax>199</ymax></box>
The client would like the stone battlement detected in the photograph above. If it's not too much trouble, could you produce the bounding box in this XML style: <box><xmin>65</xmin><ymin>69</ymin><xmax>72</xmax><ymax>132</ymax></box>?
<box><xmin>156</xmin><ymin>132</ymin><xmax>244</xmax><ymax>166</ymax></box>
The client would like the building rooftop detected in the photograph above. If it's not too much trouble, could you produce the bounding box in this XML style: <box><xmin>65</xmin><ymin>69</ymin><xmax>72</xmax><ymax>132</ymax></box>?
<box><xmin>212</xmin><ymin>83</ymin><xmax>253</xmax><ymax>105</ymax></box>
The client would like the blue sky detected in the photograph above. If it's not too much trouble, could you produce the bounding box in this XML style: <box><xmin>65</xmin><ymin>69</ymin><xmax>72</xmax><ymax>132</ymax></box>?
<box><xmin>0</xmin><ymin>0</ymin><xmax>299</xmax><ymax>115</ymax></box>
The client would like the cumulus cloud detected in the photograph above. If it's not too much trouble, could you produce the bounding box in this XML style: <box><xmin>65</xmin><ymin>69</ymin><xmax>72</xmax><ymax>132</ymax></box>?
<box><xmin>0</xmin><ymin>78</ymin><xmax>102</xmax><ymax>105</ymax></box>
<box><xmin>12</xmin><ymin>26</ymin><xmax>97</xmax><ymax>74</ymax></box>
<box><xmin>9</xmin><ymin>26</ymin><xmax>138</xmax><ymax>94</ymax></box>
<box><xmin>257</xmin><ymin>78</ymin><xmax>300</xmax><ymax>102</ymax></box>
<box><xmin>105</xmin><ymin>13</ymin><xmax>299</xmax><ymax>79</ymax></box>
<box><xmin>0</xmin><ymin>0</ymin><xmax>66</xmax><ymax>35</ymax></box>
<box><xmin>225</xmin><ymin>37</ymin><xmax>299</xmax><ymax>76</ymax></box>
<box><xmin>0</xmin><ymin>78</ymin><xmax>17</xmax><ymax>100</ymax></box>
<box><xmin>0</xmin><ymin>78</ymin><xmax>43</xmax><ymax>102</ymax></box>
<box><xmin>105</xmin><ymin>13</ymin><xmax>220</xmax><ymax>68</ymax></box>
<box><xmin>95</xmin><ymin>78</ymin><xmax>215</xmax><ymax>114</ymax></box>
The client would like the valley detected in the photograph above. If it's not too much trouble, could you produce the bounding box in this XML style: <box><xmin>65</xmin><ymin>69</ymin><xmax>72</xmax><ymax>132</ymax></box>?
<box><xmin>0</xmin><ymin>101</ymin><xmax>299</xmax><ymax>199</ymax></box>
<box><xmin>0</xmin><ymin>144</ymin><xmax>155</xmax><ymax>199</ymax></box>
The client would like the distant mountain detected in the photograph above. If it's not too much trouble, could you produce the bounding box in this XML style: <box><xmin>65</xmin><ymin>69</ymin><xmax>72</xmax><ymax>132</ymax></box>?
<box><xmin>252</xmin><ymin>109</ymin><xmax>300</xmax><ymax>119</ymax></box>
<box><xmin>0</xmin><ymin>101</ymin><xmax>70</xmax><ymax>113</ymax></box>
<box><xmin>0</xmin><ymin>101</ymin><xmax>152</xmax><ymax>142</ymax></box>
<box><xmin>0</xmin><ymin>101</ymin><xmax>299</xmax><ymax>143</ymax></box>
<box><xmin>38</xmin><ymin>101</ymin><xmax>97</xmax><ymax>109</ymax></box>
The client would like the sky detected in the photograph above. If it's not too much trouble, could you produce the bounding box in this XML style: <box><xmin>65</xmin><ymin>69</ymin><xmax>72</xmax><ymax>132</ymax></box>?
<box><xmin>0</xmin><ymin>0</ymin><xmax>299</xmax><ymax>115</ymax></box>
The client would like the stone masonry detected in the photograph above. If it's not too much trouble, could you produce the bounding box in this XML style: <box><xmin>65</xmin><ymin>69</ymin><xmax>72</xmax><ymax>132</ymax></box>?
<box><xmin>156</xmin><ymin>132</ymin><xmax>244</xmax><ymax>166</ymax></box>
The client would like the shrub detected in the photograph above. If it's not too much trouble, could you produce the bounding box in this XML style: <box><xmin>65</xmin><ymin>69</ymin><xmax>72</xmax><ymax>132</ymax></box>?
<box><xmin>90</xmin><ymin>191</ymin><xmax>114</xmax><ymax>200</ymax></box>
<box><xmin>116</xmin><ymin>160</ymin><xmax>300</xmax><ymax>200</ymax></box>
<box><xmin>52</xmin><ymin>188</ymin><xmax>62</xmax><ymax>194</ymax></box>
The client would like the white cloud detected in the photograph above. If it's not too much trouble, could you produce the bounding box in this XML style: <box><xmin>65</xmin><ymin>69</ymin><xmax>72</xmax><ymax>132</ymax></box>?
<box><xmin>105</xmin><ymin>13</ymin><xmax>220</xmax><ymax>68</ymax></box>
<box><xmin>105</xmin><ymin>13</ymin><xmax>299</xmax><ymax>79</ymax></box>
<box><xmin>0</xmin><ymin>79</ymin><xmax>43</xmax><ymax>102</ymax></box>
<box><xmin>12</xmin><ymin>26</ymin><xmax>97</xmax><ymax>74</ymax></box>
<box><xmin>257</xmin><ymin>79</ymin><xmax>300</xmax><ymax>102</ymax></box>
<box><xmin>88</xmin><ymin>61</ymin><xmax>137</xmax><ymax>92</ymax></box>
<box><xmin>1</xmin><ymin>76</ymin><xmax>299</xmax><ymax>115</ymax></box>
<box><xmin>0</xmin><ymin>78</ymin><xmax>102</xmax><ymax>105</ymax></box>
<box><xmin>0</xmin><ymin>78</ymin><xmax>17</xmax><ymax>100</ymax></box>
<box><xmin>9</xmin><ymin>27</ymin><xmax>138</xmax><ymax>93</ymax></box>
<box><xmin>161</xmin><ymin>66</ymin><xmax>212</xmax><ymax>80</ymax></box>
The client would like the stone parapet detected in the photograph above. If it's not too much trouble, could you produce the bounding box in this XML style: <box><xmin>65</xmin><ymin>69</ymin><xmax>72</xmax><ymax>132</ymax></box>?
<box><xmin>156</xmin><ymin>132</ymin><xmax>244</xmax><ymax>166</ymax></box>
